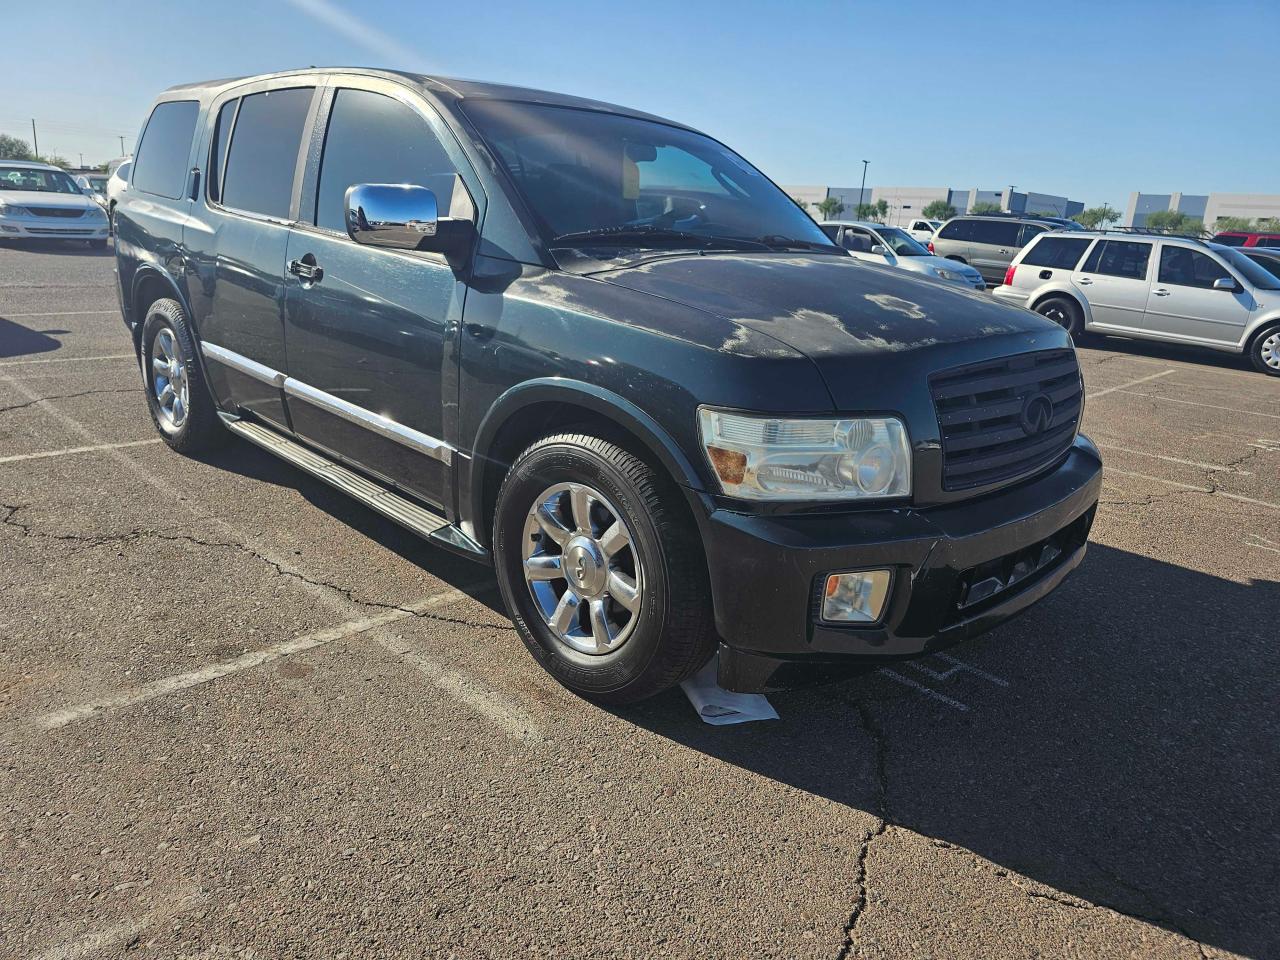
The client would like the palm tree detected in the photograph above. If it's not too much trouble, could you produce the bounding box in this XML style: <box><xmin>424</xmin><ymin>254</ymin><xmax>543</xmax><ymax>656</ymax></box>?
<box><xmin>815</xmin><ymin>197</ymin><xmax>846</xmax><ymax>221</ymax></box>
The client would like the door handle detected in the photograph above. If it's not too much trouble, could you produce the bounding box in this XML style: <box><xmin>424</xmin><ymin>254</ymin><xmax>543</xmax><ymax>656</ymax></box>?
<box><xmin>288</xmin><ymin>256</ymin><xmax>323</xmax><ymax>283</ymax></box>
<box><xmin>1152</xmin><ymin>288</ymin><xmax>1170</xmax><ymax>296</ymax></box>
<box><xmin>1077</xmin><ymin>277</ymin><xmax>1093</xmax><ymax>285</ymax></box>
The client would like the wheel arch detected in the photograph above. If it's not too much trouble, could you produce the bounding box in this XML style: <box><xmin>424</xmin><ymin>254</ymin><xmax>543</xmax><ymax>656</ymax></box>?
<box><xmin>463</xmin><ymin>379</ymin><xmax>710</xmax><ymax>551</ymax></box>
<box><xmin>128</xmin><ymin>266</ymin><xmax>190</xmax><ymax>356</ymax></box>
<box><xmin>1244</xmin><ymin>314</ymin><xmax>1280</xmax><ymax>354</ymax></box>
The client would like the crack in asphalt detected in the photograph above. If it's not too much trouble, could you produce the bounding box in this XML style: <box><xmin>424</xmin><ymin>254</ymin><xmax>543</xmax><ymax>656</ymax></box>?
<box><xmin>0</xmin><ymin>502</ymin><xmax>504</xmax><ymax>631</ymax></box>
<box><xmin>835</xmin><ymin>702</ymin><xmax>891</xmax><ymax>960</ymax></box>
<box><xmin>0</xmin><ymin>387</ymin><xmax>134</xmax><ymax>415</ymax></box>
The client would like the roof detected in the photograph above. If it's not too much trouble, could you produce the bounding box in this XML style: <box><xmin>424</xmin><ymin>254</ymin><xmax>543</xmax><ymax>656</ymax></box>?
<box><xmin>161</xmin><ymin>67</ymin><xmax>690</xmax><ymax>130</ymax></box>
<box><xmin>0</xmin><ymin>160</ymin><xmax>61</xmax><ymax>170</ymax></box>
<box><xmin>821</xmin><ymin>220</ymin><xmax>900</xmax><ymax>230</ymax></box>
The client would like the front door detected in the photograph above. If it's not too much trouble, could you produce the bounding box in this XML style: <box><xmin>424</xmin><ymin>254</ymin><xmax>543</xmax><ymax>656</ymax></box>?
<box><xmin>186</xmin><ymin>83</ymin><xmax>318</xmax><ymax>430</ymax></box>
<box><xmin>1071</xmin><ymin>238</ymin><xmax>1153</xmax><ymax>332</ymax></box>
<box><xmin>282</xmin><ymin>81</ymin><xmax>479</xmax><ymax>509</ymax></box>
<box><xmin>1145</xmin><ymin>244</ymin><xmax>1253</xmax><ymax>346</ymax></box>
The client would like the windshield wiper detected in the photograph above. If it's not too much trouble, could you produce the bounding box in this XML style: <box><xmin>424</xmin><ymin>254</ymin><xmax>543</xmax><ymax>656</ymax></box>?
<box><xmin>751</xmin><ymin>234</ymin><xmax>840</xmax><ymax>252</ymax></box>
<box><xmin>551</xmin><ymin>226</ymin><xmax>769</xmax><ymax>251</ymax></box>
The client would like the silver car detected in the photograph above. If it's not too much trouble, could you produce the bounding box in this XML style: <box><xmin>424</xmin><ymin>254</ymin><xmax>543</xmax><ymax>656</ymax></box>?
<box><xmin>822</xmin><ymin>220</ymin><xmax>986</xmax><ymax>290</ymax></box>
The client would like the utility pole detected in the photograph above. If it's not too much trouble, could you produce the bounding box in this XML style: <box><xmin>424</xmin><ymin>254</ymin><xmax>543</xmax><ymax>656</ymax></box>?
<box><xmin>31</xmin><ymin>119</ymin><xmax>39</xmax><ymax>159</ymax></box>
<box><xmin>859</xmin><ymin>160</ymin><xmax>869</xmax><ymax>213</ymax></box>
<box><xmin>79</xmin><ymin>152</ymin><xmax>84</xmax><ymax>168</ymax></box>
<box><xmin>118</xmin><ymin>135</ymin><xmax>125</xmax><ymax>156</ymax></box>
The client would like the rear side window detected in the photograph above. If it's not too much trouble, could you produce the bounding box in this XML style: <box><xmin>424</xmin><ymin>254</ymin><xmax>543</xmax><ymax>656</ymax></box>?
<box><xmin>1021</xmin><ymin>236</ymin><xmax>1092</xmax><ymax>269</ymax></box>
<box><xmin>206</xmin><ymin>99</ymin><xmax>238</xmax><ymax>204</ymax></box>
<box><xmin>969</xmin><ymin>220</ymin><xmax>1020</xmax><ymax>245</ymax></box>
<box><xmin>820</xmin><ymin>224</ymin><xmax>840</xmax><ymax>241</ymax></box>
<box><xmin>1158</xmin><ymin>247</ymin><xmax>1230</xmax><ymax>288</ymax></box>
<box><xmin>938</xmin><ymin>220</ymin><xmax>972</xmax><ymax>241</ymax></box>
<box><xmin>315</xmin><ymin>88</ymin><xmax>458</xmax><ymax>234</ymax></box>
<box><xmin>1018</xmin><ymin>223</ymin><xmax>1047</xmax><ymax>246</ymax></box>
<box><xmin>1212</xmin><ymin>233</ymin><xmax>1246</xmax><ymax>246</ymax></box>
<box><xmin>220</xmin><ymin>87</ymin><xmax>313</xmax><ymax>220</ymax></box>
<box><xmin>132</xmin><ymin>100</ymin><xmax>199</xmax><ymax>200</ymax></box>
<box><xmin>1082</xmin><ymin>240</ymin><xmax>1151</xmax><ymax>280</ymax></box>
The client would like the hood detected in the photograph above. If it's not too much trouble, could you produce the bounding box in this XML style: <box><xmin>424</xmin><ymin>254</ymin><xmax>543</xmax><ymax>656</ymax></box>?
<box><xmin>895</xmin><ymin>254</ymin><xmax>983</xmax><ymax>278</ymax></box>
<box><xmin>1</xmin><ymin>190</ymin><xmax>96</xmax><ymax>211</ymax></box>
<box><xmin>593</xmin><ymin>252</ymin><xmax>1071</xmax><ymax>408</ymax></box>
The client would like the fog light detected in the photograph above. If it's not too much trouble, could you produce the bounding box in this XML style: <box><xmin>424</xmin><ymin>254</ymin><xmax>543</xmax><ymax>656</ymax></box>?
<box><xmin>0</xmin><ymin>225</ymin><xmax>18</xmax><ymax>233</ymax></box>
<box><xmin>822</xmin><ymin>570</ymin><xmax>892</xmax><ymax>623</ymax></box>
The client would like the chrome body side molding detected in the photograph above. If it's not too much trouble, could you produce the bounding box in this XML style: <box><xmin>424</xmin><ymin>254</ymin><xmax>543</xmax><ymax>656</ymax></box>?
<box><xmin>202</xmin><ymin>341</ymin><xmax>454</xmax><ymax>466</ymax></box>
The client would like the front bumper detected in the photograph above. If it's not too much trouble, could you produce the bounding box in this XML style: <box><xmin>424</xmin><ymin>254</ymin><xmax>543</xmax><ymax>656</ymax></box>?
<box><xmin>701</xmin><ymin>436</ymin><xmax>1103</xmax><ymax>692</ymax></box>
<box><xmin>0</xmin><ymin>216</ymin><xmax>108</xmax><ymax>240</ymax></box>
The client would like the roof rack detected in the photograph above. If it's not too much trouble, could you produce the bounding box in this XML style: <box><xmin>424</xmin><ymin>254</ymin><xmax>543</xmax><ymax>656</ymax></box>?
<box><xmin>1090</xmin><ymin>226</ymin><xmax>1213</xmax><ymax>244</ymax></box>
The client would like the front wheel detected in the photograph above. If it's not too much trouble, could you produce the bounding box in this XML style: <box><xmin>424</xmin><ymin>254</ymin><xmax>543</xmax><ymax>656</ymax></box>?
<box><xmin>493</xmin><ymin>432</ymin><xmax>717</xmax><ymax>704</ymax></box>
<box><xmin>1249</xmin><ymin>324</ymin><xmax>1280</xmax><ymax>376</ymax></box>
<box><xmin>1035</xmin><ymin>295</ymin><xmax>1086</xmax><ymax>339</ymax></box>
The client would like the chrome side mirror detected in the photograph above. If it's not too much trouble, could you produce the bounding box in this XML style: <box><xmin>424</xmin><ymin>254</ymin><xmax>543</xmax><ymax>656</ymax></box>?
<box><xmin>871</xmin><ymin>244</ymin><xmax>889</xmax><ymax>256</ymax></box>
<box><xmin>345</xmin><ymin>184</ymin><xmax>440</xmax><ymax>250</ymax></box>
<box><xmin>1212</xmin><ymin>276</ymin><xmax>1238</xmax><ymax>292</ymax></box>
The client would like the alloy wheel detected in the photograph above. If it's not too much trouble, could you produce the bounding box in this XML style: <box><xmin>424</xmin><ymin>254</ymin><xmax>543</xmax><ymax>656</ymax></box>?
<box><xmin>521</xmin><ymin>482</ymin><xmax>643</xmax><ymax>655</ymax></box>
<box><xmin>150</xmin><ymin>327</ymin><xmax>189</xmax><ymax>432</ymax></box>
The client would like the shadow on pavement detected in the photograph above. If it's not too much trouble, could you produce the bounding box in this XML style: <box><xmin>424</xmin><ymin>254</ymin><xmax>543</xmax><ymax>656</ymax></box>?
<box><xmin>1086</xmin><ymin>331</ymin><xmax>1256</xmax><ymax>374</ymax></box>
<box><xmin>0</xmin><ymin>238</ymin><xmax>112</xmax><ymax>257</ymax></box>
<box><xmin>0</xmin><ymin>316</ymin><xmax>67</xmax><ymax>358</ymax></box>
<box><xmin>622</xmin><ymin>543</ymin><xmax>1280</xmax><ymax>957</ymax></box>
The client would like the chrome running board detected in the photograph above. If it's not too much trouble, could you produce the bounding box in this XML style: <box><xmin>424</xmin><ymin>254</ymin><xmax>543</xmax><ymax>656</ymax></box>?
<box><xmin>224</xmin><ymin>417</ymin><xmax>485</xmax><ymax>558</ymax></box>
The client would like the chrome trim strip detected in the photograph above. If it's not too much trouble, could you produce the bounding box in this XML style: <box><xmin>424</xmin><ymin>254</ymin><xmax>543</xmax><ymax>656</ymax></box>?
<box><xmin>282</xmin><ymin>377</ymin><xmax>453</xmax><ymax>466</ymax></box>
<box><xmin>201</xmin><ymin>342</ymin><xmax>286</xmax><ymax>387</ymax></box>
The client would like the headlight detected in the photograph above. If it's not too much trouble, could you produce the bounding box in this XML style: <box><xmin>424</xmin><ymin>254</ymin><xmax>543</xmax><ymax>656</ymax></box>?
<box><xmin>0</xmin><ymin>203</ymin><xmax>28</xmax><ymax>218</ymax></box>
<box><xmin>932</xmin><ymin>267</ymin><xmax>960</xmax><ymax>282</ymax></box>
<box><xmin>697</xmin><ymin>409</ymin><xmax>911</xmax><ymax>501</ymax></box>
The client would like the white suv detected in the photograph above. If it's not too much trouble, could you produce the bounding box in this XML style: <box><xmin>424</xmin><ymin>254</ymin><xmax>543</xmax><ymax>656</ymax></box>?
<box><xmin>993</xmin><ymin>230</ymin><xmax>1280</xmax><ymax>375</ymax></box>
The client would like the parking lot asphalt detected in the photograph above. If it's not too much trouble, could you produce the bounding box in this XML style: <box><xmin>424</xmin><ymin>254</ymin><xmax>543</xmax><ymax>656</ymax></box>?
<box><xmin>1</xmin><ymin>240</ymin><xmax>1277</xmax><ymax>960</ymax></box>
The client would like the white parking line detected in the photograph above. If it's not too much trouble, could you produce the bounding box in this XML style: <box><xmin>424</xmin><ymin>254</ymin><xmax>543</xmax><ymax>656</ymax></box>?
<box><xmin>1105</xmin><ymin>467</ymin><xmax>1280</xmax><ymax>511</ymax></box>
<box><xmin>1</xmin><ymin>309</ymin><xmax>119</xmax><ymax>318</ymax></box>
<box><xmin>1094</xmin><ymin>442</ymin><xmax>1253</xmax><ymax>475</ymax></box>
<box><xmin>1245</xmin><ymin>535</ymin><xmax>1280</xmax><ymax>555</ymax></box>
<box><xmin>0</xmin><ymin>439</ymin><xmax>161</xmax><ymax>465</ymax></box>
<box><xmin>1083</xmin><ymin>352</ymin><xmax>1267</xmax><ymax>383</ymax></box>
<box><xmin>33</xmin><ymin>584</ymin><xmax>489</xmax><ymax>731</ymax></box>
<box><xmin>877</xmin><ymin>668</ymin><xmax>969</xmax><ymax>712</ymax></box>
<box><xmin>1086</xmin><ymin>369</ymin><xmax>1176</xmax><ymax>399</ymax></box>
<box><xmin>1112</xmin><ymin>391</ymin><xmax>1280</xmax><ymax>420</ymax></box>
<box><xmin>0</xmin><ymin>353</ymin><xmax>133</xmax><ymax>367</ymax></box>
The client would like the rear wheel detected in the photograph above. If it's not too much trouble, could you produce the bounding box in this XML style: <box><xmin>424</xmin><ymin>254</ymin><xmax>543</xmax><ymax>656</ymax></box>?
<box><xmin>1035</xmin><ymin>295</ymin><xmax>1085</xmax><ymax>339</ymax></box>
<box><xmin>141</xmin><ymin>298</ymin><xmax>226</xmax><ymax>453</ymax></box>
<box><xmin>493</xmin><ymin>431</ymin><xmax>716</xmax><ymax>704</ymax></box>
<box><xmin>1249</xmin><ymin>324</ymin><xmax>1280</xmax><ymax>376</ymax></box>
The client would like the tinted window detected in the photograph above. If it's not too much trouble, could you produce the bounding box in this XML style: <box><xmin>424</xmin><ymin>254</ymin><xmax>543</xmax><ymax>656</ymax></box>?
<box><xmin>1246</xmin><ymin>253</ymin><xmax>1280</xmax><ymax>279</ymax></box>
<box><xmin>315</xmin><ymin>88</ymin><xmax>458</xmax><ymax>233</ymax></box>
<box><xmin>1018</xmin><ymin>223</ymin><xmax>1047</xmax><ymax>246</ymax></box>
<box><xmin>1211</xmin><ymin>233</ymin><xmax>1246</xmax><ymax>246</ymax></box>
<box><xmin>1021</xmin><ymin>236</ymin><xmax>1092</xmax><ymax>270</ymax></box>
<box><xmin>938</xmin><ymin>219</ymin><xmax>972</xmax><ymax>241</ymax></box>
<box><xmin>820</xmin><ymin>224</ymin><xmax>840</xmax><ymax>241</ymax></box>
<box><xmin>221</xmin><ymin>87</ymin><xmax>313</xmax><ymax>220</ymax></box>
<box><xmin>969</xmin><ymin>220</ymin><xmax>1020</xmax><ymax>245</ymax></box>
<box><xmin>1159</xmin><ymin>247</ymin><xmax>1230</xmax><ymax>288</ymax></box>
<box><xmin>206</xmin><ymin>99</ymin><xmax>238</xmax><ymax>204</ymax></box>
<box><xmin>1082</xmin><ymin>240</ymin><xmax>1151</xmax><ymax>280</ymax></box>
<box><xmin>841</xmin><ymin>229</ymin><xmax>873</xmax><ymax>253</ymax></box>
<box><xmin>132</xmin><ymin>100</ymin><xmax>199</xmax><ymax>200</ymax></box>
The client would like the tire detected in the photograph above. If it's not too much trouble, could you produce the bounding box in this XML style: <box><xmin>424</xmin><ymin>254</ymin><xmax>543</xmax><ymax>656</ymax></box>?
<box><xmin>140</xmin><ymin>298</ymin><xmax>226</xmax><ymax>453</ymax></box>
<box><xmin>1249</xmin><ymin>324</ymin><xmax>1280</xmax><ymax>376</ymax></box>
<box><xmin>493</xmin><ymin>431</ymin><xmax>717</xmax><ymax>704</ymax></box>
<box><xmin>1035</xmin><ymin>295</ymin><xmax>1086</xmax><ymax>339</ymax></box>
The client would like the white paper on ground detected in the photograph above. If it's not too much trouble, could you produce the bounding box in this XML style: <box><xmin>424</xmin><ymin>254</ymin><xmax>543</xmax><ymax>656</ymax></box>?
<box><xmin>679</xmin><ymin>656</ymin><xmax>779</xmax><ymax>725</ymax></box>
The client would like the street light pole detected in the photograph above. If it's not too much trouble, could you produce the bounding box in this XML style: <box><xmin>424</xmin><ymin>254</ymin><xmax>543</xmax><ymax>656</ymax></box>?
<box><xmin>859</xmin><ymin>160</ymin><xmax>869</xmax><ymax>213</ymax></box>
<box><xmin>31</xmin><ymin>119</ymin><xmax>39</xmax><ymax>159</ymax></box>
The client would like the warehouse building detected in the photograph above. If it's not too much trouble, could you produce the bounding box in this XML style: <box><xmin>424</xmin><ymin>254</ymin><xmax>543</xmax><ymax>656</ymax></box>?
<box><xmin>785</xmin><ymin>185</ymin><xmax>1083</xmax><ymax>224</ymax></box>
<box><xmin>1124</xmin><ymin>192</ymin><xmax>1280</xmax><ymax>228</ymax></box>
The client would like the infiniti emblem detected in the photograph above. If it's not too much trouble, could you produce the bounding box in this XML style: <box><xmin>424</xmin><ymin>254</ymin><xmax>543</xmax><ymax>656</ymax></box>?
<box><xmin>1020</xmin><ymin>393</ymin><xmax>1054</xmax><ymax>436</ymax></box>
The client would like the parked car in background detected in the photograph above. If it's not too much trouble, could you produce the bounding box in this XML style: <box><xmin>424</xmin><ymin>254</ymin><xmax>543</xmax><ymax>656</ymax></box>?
<box><xmin>1211</xmin><ymin>230</ymin><xmax>1280</xmax><ymax>248</ymax></box>
<box><xmin>822</xmin><ymin>220</ymin><xmax>985</xmax><ymax>289</ymax></box>
<box><xmin>0</xmin><ymin>160</ymin><xmax>111</xmax><ymax>248</ymax></box>
<box><xmin>75</xmin><ymin>173</ymin><xmax>111</xmax><ymax>213</ymax></box>
<box><xmin>904</xmin><ymin>218</ymin><xmax>940</xmax><ymax>242</ymax></box>
<box><xmin>114</xmin><ymin>67</ymin><xmax>1101</xmax><ymax>703</ymax></box>
<box><xmin>929</xmin><ymin>213</ymin><xmax>1070</xmax><ymax>285</ymax></box>
<box><xmin>994</xmin><ymin>230</ymin><xmax>1280</xmax><ymax>375</ymax></box>
<box><xmin>106</xmin><ymin>161</ymin><xmax>130</xmax><ymax>232</ymax></box>
<box><xmin>1241</xmin><ymin>246</ymin><xmax>1280</xmax><ymax>280</ymax></box>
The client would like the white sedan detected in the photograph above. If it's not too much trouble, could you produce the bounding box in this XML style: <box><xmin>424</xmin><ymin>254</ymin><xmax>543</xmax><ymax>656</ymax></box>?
<box><xmin>822</xmin><ymin>220</ymin><xmax>986</xmax><ymax>290</ymax></box>
<box><xmin>0</xmin><ymin>161</ymin><xmax>110</xmax><ymax>248</ymax></box>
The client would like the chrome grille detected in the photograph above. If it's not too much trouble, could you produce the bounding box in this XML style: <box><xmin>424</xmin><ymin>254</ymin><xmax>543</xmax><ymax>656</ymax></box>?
<box><xmin>931</xmin><ymin>349</ymin><xmax>1082</xmax><ymax>491</ymax></box>
<box><xmin>27</xmin><ymin>207</ymin><xmax>84</xmax><ymax>218</ymax></box>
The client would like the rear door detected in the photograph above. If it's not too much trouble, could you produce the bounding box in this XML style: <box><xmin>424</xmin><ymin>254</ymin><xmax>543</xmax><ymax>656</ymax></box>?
<box><xmin>281</xmin><ymin>77</ymin><xmax>481</xmax><ymax>509</ymax></box>
<box><xmin>967</xmin><ymin>219</ymin><xmax>1021</xmax><ymax>283</ymax></box>
<box><xmin>186</xmin><ymin>81</ymin><xmax>319</xmax><ymax>430</ymax></box>
<box><xmin>1070</xmin><ymin>238</ymin><xmax>1153</xmax><ymax>332</ymax></box>
<box><xmin>1146</xmin><ymin>244</ymin><xmax>1252</xmax><ymax>345</ymax></box>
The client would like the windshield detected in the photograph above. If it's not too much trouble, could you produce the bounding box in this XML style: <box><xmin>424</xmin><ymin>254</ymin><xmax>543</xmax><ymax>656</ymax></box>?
<box><xmin>876</xmin><ymin>226</ymin><xmax>929</xmax><ymax>256</ymax></box>
<box><xmin>0</xmin><ymin>166</ymin><xmax>82</xmax><ymax>194</ymax></box>
<box><xmin>88</xmin><ymin>176</ymin><xmax>108</xmax><ymax>191</ymax></box>
<box><xmin>464</xmin><ymin>100</ymin><xmax>838</xmax><ymax>254</ymax></box>
<box><xmin>1224</xmin><ymin>247</ymin><xmax>1280</xmax><ymax>290</ymax></box>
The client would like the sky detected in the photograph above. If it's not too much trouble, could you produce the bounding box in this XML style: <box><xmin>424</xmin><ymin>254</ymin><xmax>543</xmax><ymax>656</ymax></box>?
<box><xmin>2</xmin><ymin>0</ymin><xmax>1276</xmax><ymax>209</ymax></box>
